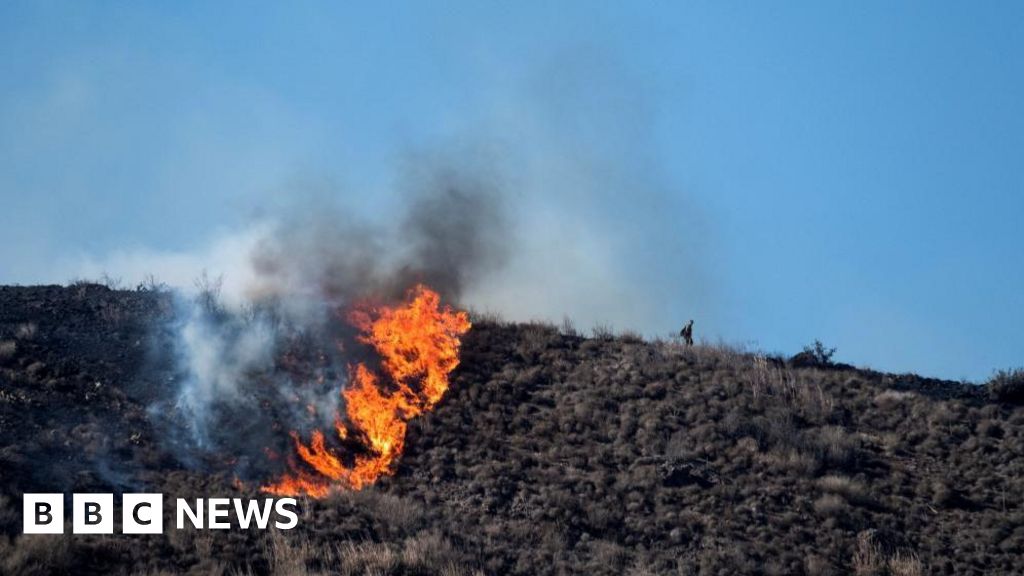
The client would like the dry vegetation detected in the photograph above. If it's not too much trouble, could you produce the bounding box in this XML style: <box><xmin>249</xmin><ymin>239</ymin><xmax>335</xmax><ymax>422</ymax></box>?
<box><xmin>0</xmin><ymin>285</ymin><xmax>1022</xmax><ymax>574</ymax></box>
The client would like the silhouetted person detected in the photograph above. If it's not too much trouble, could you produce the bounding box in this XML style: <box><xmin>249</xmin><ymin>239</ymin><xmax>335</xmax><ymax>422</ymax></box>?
<box><xmin>680</xmin><ymin>320</ymin><xmax>694</xmax><ymax>346</ymax></box>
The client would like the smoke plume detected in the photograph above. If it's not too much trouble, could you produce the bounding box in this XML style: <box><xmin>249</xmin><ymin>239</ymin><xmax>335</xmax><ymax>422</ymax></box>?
<box><xmin>246</xmin><ymin>165</ymin><xmax>509</xmax><ymax>311</ymax></box>
<box><xmin>63</xmin><ymin>111</ymin><xmax>715</xmax><ymax>480</ymax></box>
<box><xmin>144</xmin><ymin>161</ymin><xmax>512</xmax><ymax>479</ymax></box>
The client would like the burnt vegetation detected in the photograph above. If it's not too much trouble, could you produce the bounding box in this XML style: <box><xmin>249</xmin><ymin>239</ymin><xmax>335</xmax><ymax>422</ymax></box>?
<box><xmin>0</xmin><ymin>284</ymin><xmax>1022</xmax><ymax>575</ymax></box>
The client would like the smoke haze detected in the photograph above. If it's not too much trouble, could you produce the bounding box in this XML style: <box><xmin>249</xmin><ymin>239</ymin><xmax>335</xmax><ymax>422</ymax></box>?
<box><xmin>60</xmin><ymin>131</ymin><xmax>713</xmax><ymax>341</ymax></box>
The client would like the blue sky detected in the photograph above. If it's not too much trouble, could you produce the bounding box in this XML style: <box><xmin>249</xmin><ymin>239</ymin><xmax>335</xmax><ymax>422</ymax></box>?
<box><xmin>1</xmin><ymin>2</ymin><xmax>1021</xmax><ymax>381</ymax></box>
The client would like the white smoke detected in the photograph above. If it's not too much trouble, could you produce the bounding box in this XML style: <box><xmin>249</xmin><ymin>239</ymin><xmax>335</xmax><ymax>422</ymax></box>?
<box><xmin>172</xmin><ymin>299</ymin><xmax>277</xmax><ymax>446</ymax></box>
<box><xmin>63</xmin><ymin>224</ymin><xmax>271</xmax><ymax>308</ymax></box>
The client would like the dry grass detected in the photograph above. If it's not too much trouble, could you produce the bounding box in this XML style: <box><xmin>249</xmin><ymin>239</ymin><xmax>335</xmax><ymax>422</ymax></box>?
<box><xmin>336</xmin><ymin>541</ymin><xmax>398</xmax><ymax>575</ymax></box>
<box><xmin>617</xmin><ymin>329</ymin><xmax>644</xmax><ymax>344</ymax></box>
<box><xmin>851</xmin><ymin>531</ymin><xmax>923</xmax><ymax>576</ymax></box>
<box><xmin>873</xmin><ymin>389</ymin><xmax>916</xmax><ymax>407</ymax></box>
<box><xmin>852</xmin><ymin>531</ymin><xmax>884</xmax><ymax>576</ymax></box>
<box><xmin>590</xmin><ymin>323</ymin><xmax>615</xmax><ymax>340</ymax></box>
<box><xmin>803</xmin><ymin>554</ymin><xmax>836</xmax><ymax>576</ymax></box>
<box><xmin>266</xmin><ymin>529</ymin><xmax>323</xmax><ymax>576</ymax></box>
<box><xmin>817</xmin><ymin>475</ymin><xmax>871</xmax><ymax>506</ymax></box>
<box><xmin>559</xmin><ymin>315</ymin><xmax>578</xmax><ymax>337</ymax></box>
<box><xmin>0</xmin><ymin>535</ymin><xmax>74</xmax><ymax>576</ymax></box>
<box><xmin>887</xmin><ymin>551</ymin><xmax>923</xmax><ymax>576</ymax></box>
<box><xmin>516</xmin><ymin>322</ymin><xmax>560</xmax><ymax>361</ymax></box>
<box><xmin>467</xmin><ymin>308</ymin><xmax>506</xmax><ymax>325</ymax></box>
<box><xmin>813</xmin><ymin>494</ymin><xmax>847</xmax><ymax>517</ymax></box>
<box><xmin>260</xmin><ymin>530</ymin><xmax>478</xmax><ymax>576</ymax></box>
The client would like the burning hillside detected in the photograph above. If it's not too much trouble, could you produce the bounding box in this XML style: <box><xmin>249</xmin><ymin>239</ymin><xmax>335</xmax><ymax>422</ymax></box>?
<box><xmin>0</xmin><ymin>284</ymin><xmax>1022</xmax><ymax>575</ymax></box>
<box><xmin>264</xmin><ymin>284</ymin><xmax>471</xmax><ymax>496</ymax></box>
<box><xmin>103</xmin><ymin>174</ymin><xmax>512</xmax><ymax>499</ymax></box>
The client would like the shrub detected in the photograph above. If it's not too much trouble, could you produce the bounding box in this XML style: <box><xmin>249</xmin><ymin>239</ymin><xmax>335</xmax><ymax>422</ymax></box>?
<box><xmin>791</xmin><ymin>340</ymin><xmax>836</xmax><ymax>368</ymax></box>
<box><xmin>852</xmin><ymin>531</ymin><xmax>884</xmax><ymax>576</ymax></box>
<box><xmin>813</xmin><ymin>494</ymin><xmax>847</xmax><ymax>517</ymax></box>
<box><xmin>806</xmin><ymin>426</ymin><xmax>860</xmax><ymax>471</ymax></box>
<box><xmin>591</xmin><ymin>323</ymin><xmax>615</xmax><ymax>340</ymax></box>
<box><xmin>15</xmin><ymin>323</ymin><xmax>36</xmax><ymax>340</ymax></box>
<box><xmin>98</xmin><ymin>273</ymin><xmax>123</xmax><ymax>290</ymax></box>
<box><xmin>987</xmin><ymin>368</ymin><xmax>1024</xmax><ymax>404</ymax></box>
<box><xmin>193</xmin><ymin>271</ymin><xmax>225</xmax><ymax>316</ymax></box>
<box><xmin>516</xmin><ymin>323</ymin><xmax>558</xmax><ymax>361</ymax></box>
<box><xmin>468</xmin><ymin>309</ymin><xmax>505</xmax><ymax>325</ymax></box>
<box><xmin>817</xmin><ymin>475</ymin><xmax>872</xmax><ymax>507</ymax></box>
<box><xmin>560</xmin><ymin>315</ymin><xmax>577</xmax><ymax>337</ymax></box>
<box><xmin>804</xmin><ymin>554</ymin><xmax>836</xmax><ymax>576</ymax></box>
<box><xmin>617</xmin><ymin>330</ymin><xmax>644</xmax><ymax>344</ymax></box>
<box><xmin>136</xmin><ymin>274</ymin><xmax>168</xmax><ymax>293</ymax></box>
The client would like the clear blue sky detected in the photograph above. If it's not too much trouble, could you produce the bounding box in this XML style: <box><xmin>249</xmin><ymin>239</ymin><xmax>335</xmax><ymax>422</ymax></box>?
<box><xmin>1</xmin><ymin>2</ymin><xmax>1021</xmax><ymax>381</ymax></box>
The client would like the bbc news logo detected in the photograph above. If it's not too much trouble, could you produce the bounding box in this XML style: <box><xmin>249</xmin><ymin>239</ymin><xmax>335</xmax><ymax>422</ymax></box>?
<box><xmin>23</xmin><ymin>494</ymin><xmax>299</xmax><ymax>534</ymax></box>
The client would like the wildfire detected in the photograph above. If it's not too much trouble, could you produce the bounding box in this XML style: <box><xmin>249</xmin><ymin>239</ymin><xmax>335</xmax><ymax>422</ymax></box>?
<box><xmin>262</xmin><ymin>284</ymin><xmax>470</xmax><ymax>497</ymax></box>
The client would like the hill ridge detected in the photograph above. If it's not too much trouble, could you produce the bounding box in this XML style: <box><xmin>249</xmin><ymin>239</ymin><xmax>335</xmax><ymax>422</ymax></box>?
<box><xmin>0</xmin><ymin>284</ymin><xmax>1021</xmax><ymax>575</ymax></box>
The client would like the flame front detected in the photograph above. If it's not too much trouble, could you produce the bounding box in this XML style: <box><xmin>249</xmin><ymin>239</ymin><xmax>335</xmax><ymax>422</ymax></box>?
<box><xmin>263</xmin><ymin>284</ymin><xmax>470</xmax><ymax>496</ymax></box>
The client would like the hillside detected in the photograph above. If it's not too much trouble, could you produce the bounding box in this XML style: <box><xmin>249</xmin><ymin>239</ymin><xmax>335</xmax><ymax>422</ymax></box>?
<box><xmin>0</xmin><ymin>284</ymin><xmax>1022</xmax><ymax>575</ymax></box>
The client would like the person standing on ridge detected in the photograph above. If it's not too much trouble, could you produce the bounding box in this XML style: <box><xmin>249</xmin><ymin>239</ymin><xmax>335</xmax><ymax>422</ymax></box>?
<box><xmin>680</xmin><ymin>320</ymin><xmax>694</xmax><ymax>346</ymax></box>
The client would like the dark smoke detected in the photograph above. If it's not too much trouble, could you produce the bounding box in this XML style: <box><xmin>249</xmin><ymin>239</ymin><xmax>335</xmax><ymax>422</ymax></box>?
<box><xmin>394</xmin><ymin>167</ymin><xmax>510</xmax><ymax>301</ymax></box>
<box><xmin>149</xmin><ymin>161</ymin><xmax>512</xmax><ymax>481</ymax></box>
<box><xmin>248</xmin><ymin>164</ymin><xmax>510</xmax><ymax>309</ymax></box>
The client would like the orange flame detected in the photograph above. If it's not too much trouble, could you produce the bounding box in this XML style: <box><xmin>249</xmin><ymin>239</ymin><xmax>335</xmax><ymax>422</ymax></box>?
<box><xmin>262</xmin><ymin>284</ymin><xmax>470</xmax><ymax>496</ymax></box>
